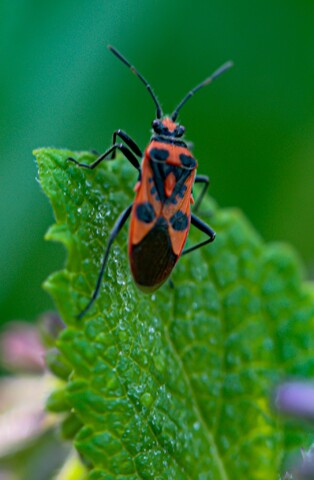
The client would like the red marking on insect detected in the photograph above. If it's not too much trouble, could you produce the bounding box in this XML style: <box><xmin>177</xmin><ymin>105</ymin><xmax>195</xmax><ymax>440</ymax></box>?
<box><xmin>161</xmin><ymin>117</ymin><xmax>177</xmax><ymax>132</ymax></box>
<box><xmin>67</xmin><ymin>46</ymin><xmax>233</xmax><ymax>318</ymax></box>
<box><xmin>134</xmin><ymin>181</ymin><xmax>141</xmax><ymax>192</ymax></box>
<box><xmin>164</xmin><ymin>172</ymin><xmax>176</xmax><ymax>197</ymax></box>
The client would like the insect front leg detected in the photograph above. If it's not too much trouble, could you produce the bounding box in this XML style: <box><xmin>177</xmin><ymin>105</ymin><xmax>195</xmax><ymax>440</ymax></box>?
<box><xmin>193</xmin><ymin>174</ymin><xmax>210</xmax><ymax>213</ymax></box>
<box><xmin>68</xmin><ymin>140</ymin><xmax>142</xmax><ymax>178</ymax></box>
<box><xmin>182</xmin><ymin>213</ymin><xmax>215</xmax><ymax>256</ymax></box>
<box><xmin>110</xmin><ymin>129</ymin><xmax>142</xmax><ymax>159</ymax></box>
<box><xmin>77</xmin><ymin>203</ymin><xmax>133</xmax><ymax>319</ymax></box>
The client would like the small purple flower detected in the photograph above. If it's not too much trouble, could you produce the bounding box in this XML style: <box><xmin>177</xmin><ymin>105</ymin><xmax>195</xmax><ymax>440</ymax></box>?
<box><xmin>275</xmin><ymin>382</ymin><xmax>314</xmax><ymax>419</ymax></box>
<box><xmin>0</xmin><ymin>322</ymin><xmax>45</xmax><ymax>373</ymax></box>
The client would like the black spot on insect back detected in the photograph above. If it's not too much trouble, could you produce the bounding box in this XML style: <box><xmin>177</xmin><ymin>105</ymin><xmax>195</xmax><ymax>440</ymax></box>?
<box><xmin>150</xmin><ymin>148</ymin><xmax>169</xmax><ymax>162</ymax></box>
<box><xmin>179</xmin><ymin>153</ymin><xmax>197</xmax><ymax>169</ymax></box>
<box><xmin>170</xmin><ymin>211</ymin><xmax>189</xmax><ymax>231</ymax></box>
<box><xmin>136</xmin><ymin>202</ymin><xmax>156</xmax><ymax>223</ymax></box>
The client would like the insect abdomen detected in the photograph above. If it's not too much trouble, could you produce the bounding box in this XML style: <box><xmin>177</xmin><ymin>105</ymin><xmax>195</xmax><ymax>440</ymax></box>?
<box><xmin>129</xmin><ymin>218</ymin><xmax>178</xmax><ymax>291</ymax></box>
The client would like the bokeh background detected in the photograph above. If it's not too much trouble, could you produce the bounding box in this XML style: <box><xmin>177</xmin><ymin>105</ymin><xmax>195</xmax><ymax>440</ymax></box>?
<box><xmin>1</xmin><ymin>1</ymin><xmax>314</xmax><ymax>478</ymax></box>
<box><xmin>1</xmin><ymin>0</ymin><xmax>314</xmax><ymax>325</ymax></box>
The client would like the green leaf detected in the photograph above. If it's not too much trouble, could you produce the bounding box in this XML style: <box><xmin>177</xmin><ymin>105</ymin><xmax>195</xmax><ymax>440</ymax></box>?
<box><xmin>55</xmin><ymin>450</ymin><xmax>88</xmax><ymax>480</ymax></box>
<box><xmin>35</xmin><ymin>147</ymin><xmax>314</xmax><ymax>479</ymax></box>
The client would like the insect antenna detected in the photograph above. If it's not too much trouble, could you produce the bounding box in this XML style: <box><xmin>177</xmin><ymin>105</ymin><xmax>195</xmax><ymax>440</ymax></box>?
<box><xmin>108</xmin><ymin>45</ymin><xmax>163</xmax><ymax>119</ymax></box>
<box><xmin>171</xmin><ymin>60</ymin><xmax>233</xmax><ymax>121</ymax></box>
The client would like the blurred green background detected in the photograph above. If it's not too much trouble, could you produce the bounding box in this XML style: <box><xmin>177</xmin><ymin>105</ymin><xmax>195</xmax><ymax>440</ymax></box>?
<box><xmin>1</xmin><ymin>0</ymin><xmax>314</xmax><ymax>326</ymax></box>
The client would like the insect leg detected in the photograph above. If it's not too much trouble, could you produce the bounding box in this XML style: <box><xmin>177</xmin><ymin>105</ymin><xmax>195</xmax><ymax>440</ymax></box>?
<box><xmin>110</xmin><ymin>130</ymin><xmax>142</xmax><ymax>158</ymax></box>
<box><xmin>77</xmin><ymin>203</ymin><xmax>133</xmax><ymax>319</ymax></box>
<box><xmin>68</xmin><ymin>143</ymin><xmax>141</xmax><ymax>177</ymax></box>
<box><xmin>182</xmin><ymin>213</ymin><xmax>215</xmax><ymax>256</ymax></box>
<box><xmin>193</xmin><ymin>175</ymin><xmax>209</xmax><ymax>212</ymax></box>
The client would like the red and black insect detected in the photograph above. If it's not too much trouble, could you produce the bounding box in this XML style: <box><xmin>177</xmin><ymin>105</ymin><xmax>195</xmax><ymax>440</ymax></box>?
<box><xmin>68</xmin><ymin>46</ymin><xmax>233</xmax><ymax>317</ymax></box>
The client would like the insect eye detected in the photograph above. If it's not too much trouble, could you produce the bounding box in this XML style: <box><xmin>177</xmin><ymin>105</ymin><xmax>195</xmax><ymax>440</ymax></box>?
<box><xmin>176</xmin><ymin>125</ymin><xmax>185</xmax><ymax>137</ymax></box>
<box><xmin>152</xmin><ymin>119</ymin><xmax>162</xmax><ymax>132</ymax></box>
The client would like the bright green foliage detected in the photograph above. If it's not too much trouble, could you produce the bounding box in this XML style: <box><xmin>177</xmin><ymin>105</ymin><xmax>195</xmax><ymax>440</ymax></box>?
<box><xmin>35</xmin><ymin>148</ymin><xmax>314</xmax><ymax>479</ymax></box>
<box><xmin>55</xmin><ymin>450</ymin><xmax>88</xmax><ymax>480</ymax></box>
